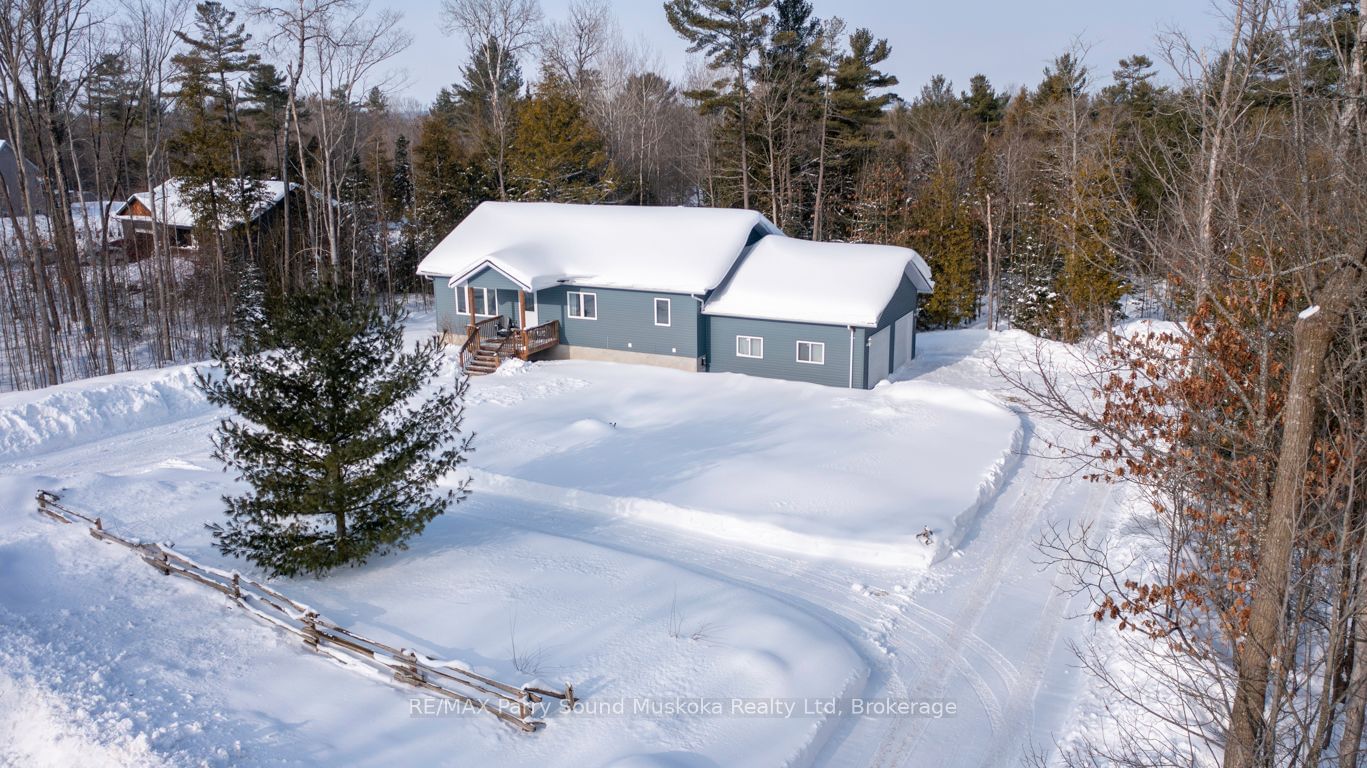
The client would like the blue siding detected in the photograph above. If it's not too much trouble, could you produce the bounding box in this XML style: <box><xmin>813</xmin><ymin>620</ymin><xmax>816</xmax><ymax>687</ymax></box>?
<box><xmin>707</xmin><ymin>315</ymin><xmax>868</xmax><ymax>388</ymax></box>
<box><xmin>538</xmin><ymin>285</ymin><xmax>700</xmax><ymax>359</ymax></box>
<box><xmin>432</xmin><ymin>278</ymin><xmax>461</xmax><ymax>333</ymax></box>
<box><xmin>533</xmin><ymin>284</ymin><xmax>699</xmax><ymax>358</ymax></box>
<box><xmin>876</xmin><ymin>275</ymin><xmax>921</xmax><ymax>331</ymax></box>
<box><xmin>877</xmin><ymin>277</ymin><xmax>922</xmax><ymax>373</ymax></box>
<box><xmin>467</xmin><ymin>267</ymin><xmax>522</xmax><ymax>292</ymax></box>
<box><xmin>446</xmin><ymin>267</ymin><xmax>529</xmax><ymax>326</ymax></box>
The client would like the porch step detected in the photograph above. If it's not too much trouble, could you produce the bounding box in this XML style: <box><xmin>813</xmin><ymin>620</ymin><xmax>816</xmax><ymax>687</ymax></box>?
<box><xmin>467</xmin><ymin>350</ymin><xmax>501</xmax><ymax>375</ymax></box>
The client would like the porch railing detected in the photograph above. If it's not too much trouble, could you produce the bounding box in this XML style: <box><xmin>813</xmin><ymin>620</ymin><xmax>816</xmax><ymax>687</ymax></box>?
<box><xmin>458</xmin><ymin>316</ymin><xmax>503</xmax><ymax>369</ymax></box>
<box><xmin>516</xmin><ymin>320</ymin><xmax>560</xmax><ymax>358</ymax></box>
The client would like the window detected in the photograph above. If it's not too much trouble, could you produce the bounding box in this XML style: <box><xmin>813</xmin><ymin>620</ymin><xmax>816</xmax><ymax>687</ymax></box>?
<box><xmin>796</xmin><ymin>340</ymin><xmax>825</xmax><ymax>365</ymax></box>
<box><xmin>736</xmin><ymin>335</ymin><xmax>763</xmax><ymax>359</ymax></box>
<box><xmin>456</xmin><ymin>286</ymin><xmax>493</xmax><ymax>316</ymax></box>
<box><xmin>568</xmin><ymin>291</ymin><xmax>597</xmax><ymax>320</ymax></box>
<box><xmin>524</xmin><ymin>291</ymin><xmax>536</xmax><ymax>311</ymax></box>
<box><xmin>654</xmin><ymin>297</ymin><xmax>671</xmax><ymax>326</ymax></box>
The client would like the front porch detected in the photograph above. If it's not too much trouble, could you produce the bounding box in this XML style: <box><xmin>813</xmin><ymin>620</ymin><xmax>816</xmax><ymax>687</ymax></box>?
<box><xmin>456</xmin><ymin>283</ymin><xmax>560</xmax><ymax>375</ymax></box>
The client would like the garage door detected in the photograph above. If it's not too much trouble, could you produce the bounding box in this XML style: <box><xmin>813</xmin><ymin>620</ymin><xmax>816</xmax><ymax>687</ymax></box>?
<box><xmin>868</xmin><ymin>326</ymin><xmax>891</xmax><ymax>385</ymax></box>
<box><xmin>893</xmin><ymin>312</ymin><xmax>915</xmax><ymax>371</ymax></box>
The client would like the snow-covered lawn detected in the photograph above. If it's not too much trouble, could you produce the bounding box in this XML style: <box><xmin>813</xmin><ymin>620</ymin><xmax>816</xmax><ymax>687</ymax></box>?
<box><xmin>0</xmin><ymin>472</ymin><xmax>862</xmax><ymax>767</ymax></box>
<box><xmin>467</xmin><ymin>358</ymin><xmax>1020</xmax><ymax>567</ymax></box>
<box><xmin>0</xmin><ymin>318</ymin><xmax>1123</xmax><ymax>767</ymax></box>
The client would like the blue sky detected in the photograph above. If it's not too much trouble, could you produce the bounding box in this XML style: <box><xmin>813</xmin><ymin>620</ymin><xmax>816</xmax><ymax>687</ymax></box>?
<box><xmin>381</xmin><ymin>0</ymin><xmax>1229</xmax><ymax>106</ymax></box>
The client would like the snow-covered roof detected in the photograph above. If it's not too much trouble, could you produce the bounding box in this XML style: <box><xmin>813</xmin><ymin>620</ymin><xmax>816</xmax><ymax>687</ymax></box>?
<box><xmin>113</xmin><ymin>178</ymin><xmax>294</xmax><ymax>230</ymax></box>
<box><xmin>416</xmin><ymin>201</ymin><xmax>782</xmax><ymax>294</ymax></box>
<box><xmin>703</xmin><ymin>236</ymin><xmax>934</xmax><ymax>328</ymax></box>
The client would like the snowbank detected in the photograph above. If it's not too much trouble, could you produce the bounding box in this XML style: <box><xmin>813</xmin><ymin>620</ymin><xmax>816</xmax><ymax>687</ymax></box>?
<box><xmin>0</xmin><ymin>365</ymin><xmax>214</xmax><ymax>463</ymax></box>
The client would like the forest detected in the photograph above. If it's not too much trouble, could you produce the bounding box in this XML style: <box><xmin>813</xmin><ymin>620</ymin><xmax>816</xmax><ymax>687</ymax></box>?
<box><xmin>3</xmin><ymin>1</ymin><xmax>1367</xmax><ymax>766</ymax></box>
<box><xmin>0</xmin><ymin>0</ymin><xmax>1349</xmax><ymax>392</ymax></box>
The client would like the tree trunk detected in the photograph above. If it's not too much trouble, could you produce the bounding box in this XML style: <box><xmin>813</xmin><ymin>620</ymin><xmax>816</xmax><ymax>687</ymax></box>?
<box><xmin>1224</xmin><ymin>257</ymin><xmax>1366</xmax><ymax>768</ymax></box>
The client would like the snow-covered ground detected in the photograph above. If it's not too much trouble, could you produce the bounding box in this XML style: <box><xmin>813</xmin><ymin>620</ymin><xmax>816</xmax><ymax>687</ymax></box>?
<box><xmin>0</xmin><ymin>313</ymin><xmax>1130</xmax><ymax>767</ymax></box>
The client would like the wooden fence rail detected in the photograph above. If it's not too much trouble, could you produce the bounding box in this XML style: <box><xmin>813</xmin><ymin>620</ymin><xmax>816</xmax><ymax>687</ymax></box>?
<box><xmin>35</xmin><ymin>489</ymin><xmax>576</xmax><ymax>732</ymax></box>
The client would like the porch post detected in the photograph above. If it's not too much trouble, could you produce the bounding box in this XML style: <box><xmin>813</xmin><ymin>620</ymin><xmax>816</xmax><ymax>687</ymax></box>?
<box><xmin>518</xmin><ymin>290</ymin><xmax>526</xmax><ymax>330</ymax></box>
<box><xmin>466</xmin><ymin>285</ymin><xmax>476</xmax><ymax>332</ymax></box>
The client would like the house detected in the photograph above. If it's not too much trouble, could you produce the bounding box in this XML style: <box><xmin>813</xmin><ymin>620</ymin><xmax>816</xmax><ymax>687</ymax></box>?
<box><xmin>111</xmin><ymin>178</ymin><xmax>296</xmax><ymax>254</ymax></box>
<box><xmin>0</xmin><ymin>139</ymin><xmax>46</xmax><ymax>217</ymax></box>
<box><xmin>416</xmin><ymin>201</ymin><xmax>933</xmax><ymax>389</ymax></box>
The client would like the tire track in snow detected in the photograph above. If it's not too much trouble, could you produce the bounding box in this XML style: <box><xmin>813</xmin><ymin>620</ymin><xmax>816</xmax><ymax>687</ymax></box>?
<box><xmin>868</xmin><ymin>422</ymin><xmax>1070</xmax><ymax>768</ymax></box>
<box><xmin>977</xmin><ymin>479</ymin><xmax>1118</xmax><ymax>767</ymax></box>
<box><xmin>455</xmin><ymin>495</ymin><xmax>1012</xmax><ymax>766</ymax></box>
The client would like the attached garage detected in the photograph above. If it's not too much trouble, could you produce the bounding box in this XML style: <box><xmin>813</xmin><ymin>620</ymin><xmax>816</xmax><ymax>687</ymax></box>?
<box><xmin>703</xmin><ymin>237</ymin><xmax>932</xmax><ymax>389</ymax></box>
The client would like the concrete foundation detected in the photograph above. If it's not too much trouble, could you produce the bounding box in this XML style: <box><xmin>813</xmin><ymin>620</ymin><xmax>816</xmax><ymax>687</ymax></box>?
<box><xmin>442</xmin><ymin>334</ymin><xmax>702</xmax><ymax>373</ymax></box>
<box><xmin>536</xmin><ymin>344</ymin><xmax>701</xmax><ymax>372</ymax></box>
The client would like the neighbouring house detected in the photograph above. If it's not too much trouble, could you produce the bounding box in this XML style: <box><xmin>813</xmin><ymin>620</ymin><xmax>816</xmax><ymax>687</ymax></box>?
<box><xmin>111</xmin><ymin>178</ymin><xmax>297</xmax><ymax>256</ymax></box>
<box><xmin>417</xmin><ymin>201</ymin><xmax>933</xmax><ymax>389</ymax></box>
<box><xmin>0</xmin><ymin>139</ymin><xmax>46</xmax><ymax>217</ymax></box>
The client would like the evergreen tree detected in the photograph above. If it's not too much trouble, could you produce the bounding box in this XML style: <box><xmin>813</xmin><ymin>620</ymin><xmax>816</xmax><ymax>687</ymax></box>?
<box><xmin>389</xmin><ymin>134</ymin><xmax>414</xmax><ymax>221</ymax></box>
<box><xmin>961</xmin><ymin>74</ymin><xmax>1007</xmax><ymax>126</ymax></box>
<box><xmin>171</xmin><ymin>0</ymin><xmax>267</xmax><ymax>314</ymax></box>
<box><xmin>454</xmin><ymin>36</ymin><xmax>525</xmax><ymax>198</ymax></box>
<box><xmin>413</xmin><ymin>102</ymin><xmax>489</xmax><ymax>251</ymax></box>
<box><xmin>509</xmin><ymin>70</ymin><xmax>615</xmax><ymax>202</ymax></box>
<box><xmin>908</xmin><ymin>161</ymin><xmax>978</xmax><ymax>327</ymax></box>
<box><xmin>242</xmin><ymin>63</ymin><xmax>290</xmax><ymax>178</ymax></box>
<box><xmin>197</xmin><ymin>290</ymin><xmax>472</xmax><ymax>578</ymax></box>
<box><xmin>1035</xmin><ymin>52</ymin><xmax>1088</xmax><ymax>104</ymax></box>
<box><xmin>753</xmin><ymin>0</ymin><xmax>821</xmax><ymax>229</ymax></box>
<box><xmin>1050</xmin><ymin>151</ymin><xmax>1126</xmax><ymax>340</ymax></box>
<box><xmin>822</xmin><ymin>27</ymin><xmax>898</xmax><ymax>239</ymax></box>
<box><xmin>665</xmin><ymin>0</ymin><xmax>774</xmax><ymax>209</ymax></box>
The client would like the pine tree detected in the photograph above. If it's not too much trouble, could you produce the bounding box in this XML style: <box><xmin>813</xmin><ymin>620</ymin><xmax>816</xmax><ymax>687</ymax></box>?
<box><xmin>1035</xmin><ymin>52</ymin><xmax>1088</xmax><ymax>105</ymax></box>
<box><xmin>665</xmin><ymin>0</ymin><xmax>773</xmax><ymax>209</ymax></box>
<box><xmin>454</xmin><ymin>36</ymin><xmax>525</xmax><ymax>199</ymax></box>
<box><xmin>961</xmin><ymin>74</ymin><xmax>1007</xmax><ymax>126</ymax></box>
<box><xmin>173</xmin><ymin>2</ymin><xmax>261</xmax><ymax>211</ymax></box>
<box><xmin>508</xmin><ymin>70</ymin><xmax>615</xmax><ymax>202</ymax></box>
<box><xmin>821</xmin><ymin>28</ymin><xmax>898</xmax><ymax>240</ymax></box>
<box><xmin>197</xmin><ymin>290</ymin><xmax>472</xmax><ymax>578</ymax></box>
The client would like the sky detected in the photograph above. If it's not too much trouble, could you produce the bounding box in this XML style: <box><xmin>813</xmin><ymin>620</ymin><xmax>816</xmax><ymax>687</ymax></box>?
<box><xmin>381</xmin><ymin>0</ymin><xmax>1232</xmax><ymax>107</ymax></box>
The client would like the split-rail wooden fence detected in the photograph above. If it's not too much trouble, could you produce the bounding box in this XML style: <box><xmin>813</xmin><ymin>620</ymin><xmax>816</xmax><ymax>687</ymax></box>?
<box><xmin>35</xmin><ymin>489</ymin><xmax>575</xmax><ymax>732</ymax></box>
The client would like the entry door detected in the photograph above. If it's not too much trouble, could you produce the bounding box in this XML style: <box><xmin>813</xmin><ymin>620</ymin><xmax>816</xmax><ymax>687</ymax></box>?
<box><xmin>495</xmin><ymin>289</ymin><xmax>520</xmax><ymax>328</ymax></box>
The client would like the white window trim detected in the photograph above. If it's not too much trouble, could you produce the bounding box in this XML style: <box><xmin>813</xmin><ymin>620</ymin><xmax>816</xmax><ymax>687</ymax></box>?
<box><xmin>796</xmin><ymin>340</ymin><xmax>826</xmax><ymax>365</ymax></box>
<box><xmin>654</xmin><ymin>297</ymin><xmax>671</xmax><ymax>327</ymax></box>
<box><xmin>568</xmin><ymin>290</ymin><xmax>598</xmax><ymax>320</ymax></box>
<box><xmin>456</xmin><ymin>286</ymin><xmax>496</xmax><ymax>317</ymax></box>
<box><xmin>736</xmin><ymin>335</ymin><xmax>764</xmax><ymax>359</ymax></box>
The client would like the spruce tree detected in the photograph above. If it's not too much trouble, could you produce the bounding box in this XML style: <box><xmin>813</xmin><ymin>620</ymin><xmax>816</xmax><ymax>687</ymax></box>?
<box><xmin>197</xmin><ymin>290</ymin><xmax>472</xmax><ymax>578</ymax></box>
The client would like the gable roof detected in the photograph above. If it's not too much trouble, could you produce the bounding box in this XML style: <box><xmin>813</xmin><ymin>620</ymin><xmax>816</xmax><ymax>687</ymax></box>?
<box><xmin>416</xmin><ymin>201</ymin><xmax>782</xmax><ymax>294</ymax></box>
<box><xmin>703</xmin><ymin>236</ymin><xmax>934</xmax><ymax>328</ymax></box>
<box><xmin>113</xmin><ymin>178</ymin><xmax>294</xmax><ymax>230</ymax></box>
<box><xmin>0</xmin><ymin>139</ymin><xmax>45</xmax><ymax>216</ymax></box>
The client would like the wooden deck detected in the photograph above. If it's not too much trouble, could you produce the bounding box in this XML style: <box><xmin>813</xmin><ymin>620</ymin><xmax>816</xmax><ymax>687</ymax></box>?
<box><xmin>459</xmin><ymin>317</ymin><xmax>560</xmax><ymax>376</ymax></box>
